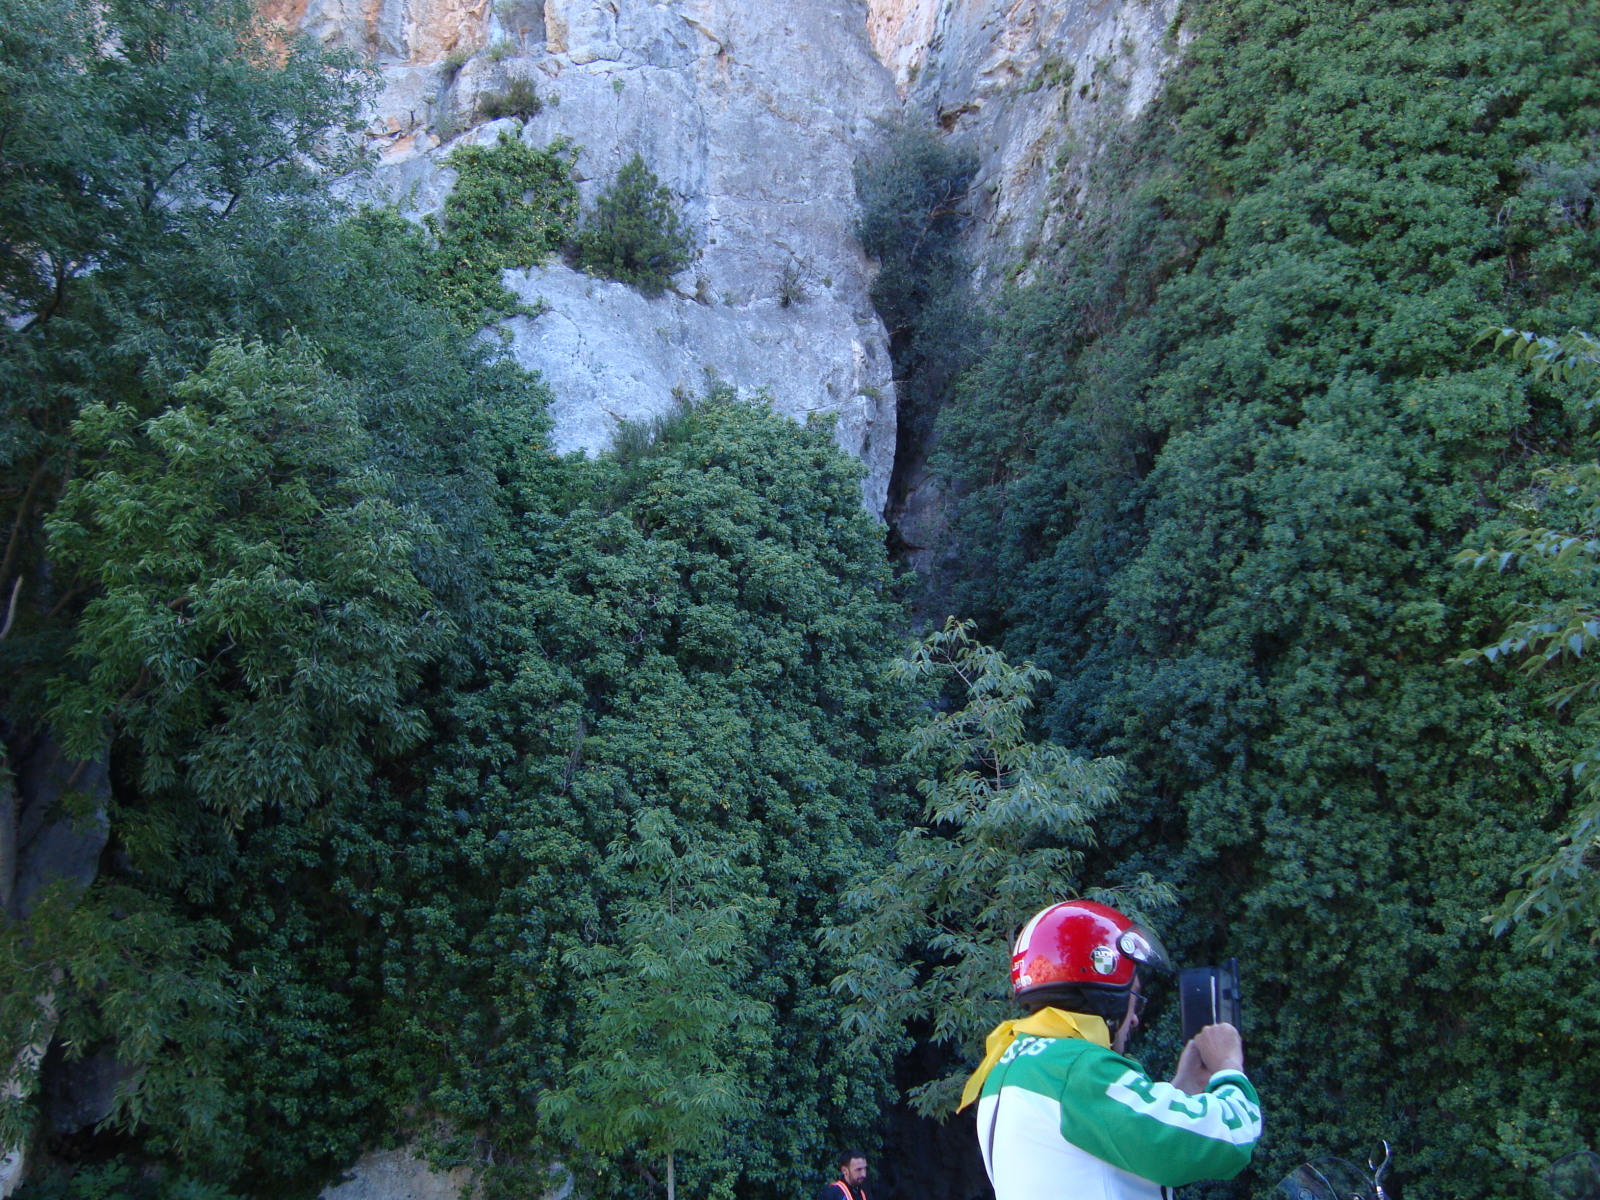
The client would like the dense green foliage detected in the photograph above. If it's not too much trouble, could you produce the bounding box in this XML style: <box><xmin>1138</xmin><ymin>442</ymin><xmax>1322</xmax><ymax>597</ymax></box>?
<box><xmin>383</xmin><ymin>391</ymin><xmax>913</xmax><ymax>1200</ymax></box>
<box><xmin>0</xmin><ymin>6</ymin><xmax>514</xmax><ymax>1168</ymax></box>
<box><xmin>0</xmin><ymin>0</ymin><xmax>540</xmax><ymax>1190</ymax></box>
<box><xmin>1</xmin><ymin>0</ymin><xmax>362</xmax><ymax>652</ymax></box>
<box><xmin>576</xmin><ymin>154</ymin><xmax>694</xmax><ymax>296</ymax></box>
<box><xmin>930</xmin><ymin>2</ymin><xmax>1600</xmax><ymax>1195</ymax></box>
<box><xmin>0</xmin><ymin>2</ymin><xmax>944</xmax><ymax>1194</ymax></box>
<box><xmin>47</xmin><ymin>337</ymin><xmax>445</xmax><ymax>821</ymax></box>
<box><xmin>1462</xmin><ymin>327</ymin><xmax>1600</xmax><ymax>950</ymax></box>
<box><xmin>827</xmin><ymin>621</ymin><xmax>1168</xmax><ymax>1115</ymax></box>
<box><xmin>540</xmin><ymin>808</ymin><xmax>770</xmax><ymax>1200</ymax></box>
<box><xmin>854</xmin><ymin>124</ymin><xmax>980</xmax><ymax>466</ymax></box>
<box><xmin>478</xmin><ymin>74</ymin><xmax>545</xmax><ymax>123</ymax></box>
<box><xmin>15</xmin><ymin>1162</ymin><xmax>234</xmax><ymax>1200</ymax></box>
<box><xmin>36</xmin><ymin>0</ymin><xmax>1600</xmax><ymax>1198</ymax></box>
<box><xmin>425</xmin><ymin>132</ymin><xmax>578</xmax><ymax>326</ymax></box>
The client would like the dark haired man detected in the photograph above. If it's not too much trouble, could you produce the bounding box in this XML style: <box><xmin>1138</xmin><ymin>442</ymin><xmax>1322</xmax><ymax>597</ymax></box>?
<box><xmin>817</xmin><ymin>1150</ymin><xmax>868</xmax><ymax>1200</ymax></box>
<box><xmin>959</xmin><ymin>900</ymin><xmax>1262</xmax><ymax>1200</ymax></box>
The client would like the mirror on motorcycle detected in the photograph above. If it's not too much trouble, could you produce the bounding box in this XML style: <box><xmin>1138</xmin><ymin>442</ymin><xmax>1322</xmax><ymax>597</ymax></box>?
<box><xmin>1544</xmin><ymin>1151</ymin><xmax>1600</xmax><ymax>1200</ymax></box>
<box><xmin>1276</xmin><ymin>1157</ymin><xmax>1380</xmax><ymax>1200</ymax></box>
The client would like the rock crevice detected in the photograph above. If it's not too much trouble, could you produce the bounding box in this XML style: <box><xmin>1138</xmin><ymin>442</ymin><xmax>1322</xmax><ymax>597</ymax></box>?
<box><xmin>865</xmin><ymin>0</ymin><xmax>1186</xmax><ymax>287</ymax></box>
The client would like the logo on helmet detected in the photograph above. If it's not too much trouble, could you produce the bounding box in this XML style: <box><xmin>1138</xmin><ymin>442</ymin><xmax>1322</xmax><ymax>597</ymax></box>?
<box><xmin>1090</xmin><ymin>945</ymin><xmax>1118</xmax><ymax>975</ymax></box>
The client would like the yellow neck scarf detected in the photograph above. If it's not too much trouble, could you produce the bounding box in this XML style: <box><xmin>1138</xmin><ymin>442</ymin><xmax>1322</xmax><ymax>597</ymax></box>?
<box><xmin>957</xmin><ymin>1007</ymin><xmax>1111</xmax><ymax>1112</ymax></box>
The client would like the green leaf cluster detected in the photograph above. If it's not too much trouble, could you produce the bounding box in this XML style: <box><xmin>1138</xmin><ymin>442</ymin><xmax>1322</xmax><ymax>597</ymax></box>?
<box><xmin>576</xmin><ymin>154</ymin><xmax>694</xmax><ymax>297</ymax></box>
<box><xmin>46</xmin><ymin>337</ymin><xmax>445</xmax><ymax>823</ymax></box>
<box><xmin>0</xmin><ymin>2</ymin><xmax>1150</xmax><ymax>1196</ymax></box>
<box><xmin>424</xmin><ymin>133</ymin><xmax>578</xmax><ymax>326</ymax></box>
<box><xmin>0</xmin><ymin>0</ymin><xmax>541</xmax><ymax>1184</ymax></box>
<box><xmin>1460</xmin><ymin>328</ymin><xmax>1600</xmax><ymax>949</ymax></box>
<box><xmin>826</xmin><ymin>620</ymin><xmax>1167</xmax><ymax>1116</ymax></box>
<box><xmin>932</xmin><ymin>2</ymin><xmax>1600</xmax><ymax>1195</ymax></box>
<box><xmin>0</xmin><ymin>883</ymin><xmax>240</xmax><ymax>1163</ymax></box>
<box><xmin>541</xmin><ymin>808</ymin><xmax>772</xmax><ymax>1198</ymax></box>
<box><xmin>380</xmin><ymin>391</ymin><xmax>913</xmax><ymax>1200</ymax></box>
<box><xmin>15</xmin><ymin>1161</ymin><xmax>237</xmax><ymax>1200</ymax></box>
<box><xmin>854</xmin><ymin>124</ymin><xmax>980</xmax><ymax>476</ymax></box>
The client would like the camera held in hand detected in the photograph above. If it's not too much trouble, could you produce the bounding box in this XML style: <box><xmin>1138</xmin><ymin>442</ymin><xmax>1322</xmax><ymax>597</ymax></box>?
<box><xmin>1178</xmin><ymin>956</ymin><xmax>1241</xmax><ymax>1042</ymax></box>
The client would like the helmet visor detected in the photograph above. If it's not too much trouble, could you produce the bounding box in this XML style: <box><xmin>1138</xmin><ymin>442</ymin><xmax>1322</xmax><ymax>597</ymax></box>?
<box><xmin>1116</xmin><ymin>923</ymin><xmax>1173</xmax><ymax>975</ymax></box>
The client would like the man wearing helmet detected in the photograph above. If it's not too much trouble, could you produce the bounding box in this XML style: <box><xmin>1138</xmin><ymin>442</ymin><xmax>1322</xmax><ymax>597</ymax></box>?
<box><xmin>958</xmin><ymin>900</ymin><xmax>1262</xmax><ymax>1200</ymax></box>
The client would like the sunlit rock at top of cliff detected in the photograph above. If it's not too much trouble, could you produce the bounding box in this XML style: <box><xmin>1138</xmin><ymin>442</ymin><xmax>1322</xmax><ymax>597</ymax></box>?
<box><xmin>261</xmin><ymin>0</ymin><xmax>491</xmax><ymax>64</ymax></box>
<box><xmin>262</xmin><ymin>0</ymin><xmax>901</xmax><ymax>515</ymax></box>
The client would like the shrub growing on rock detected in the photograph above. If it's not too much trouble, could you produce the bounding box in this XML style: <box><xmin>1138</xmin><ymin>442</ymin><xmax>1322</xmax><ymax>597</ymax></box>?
<box><xmin>478</xmin><ymin>73</ymin><xmax>542</xmax><ymax>121</ymax></box>
<box><xmin>575</xmin><ymin>153</ymin><xmax>693</xmax><ymax>296</ymax></box>
<box><xmin>427</xmin><ymin>132</ymin><xmax>578</xmax><ymax>326</ymax></box>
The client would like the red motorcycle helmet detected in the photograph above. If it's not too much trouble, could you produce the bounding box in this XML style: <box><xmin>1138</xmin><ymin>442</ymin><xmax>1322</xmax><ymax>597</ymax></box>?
<box><xmin>1012</xmin><ymin>899</ymin><xmax>1172</xmax><ymax>1002</ymax></box>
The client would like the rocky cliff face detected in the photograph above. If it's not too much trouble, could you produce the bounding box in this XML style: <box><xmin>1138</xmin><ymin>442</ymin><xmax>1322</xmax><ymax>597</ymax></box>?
<box><xmin>866</xmin><ymin>0</ymin><xmax>1186</xmax><ymax>288</ymax></box>
<box><xmin>277</xmin><ymin>0</ymin><xmax>901</xmax><ymax>514</ymax></box>
<box><xmin>862</xmin><ymin>0</ymin><xmax>1185</xmax><ymax>578</ymax></box>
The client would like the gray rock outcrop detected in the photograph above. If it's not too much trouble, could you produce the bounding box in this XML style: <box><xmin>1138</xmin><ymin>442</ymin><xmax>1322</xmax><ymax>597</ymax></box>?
<box><xmin>321</xmin><ymin>1150</ymin><xmax>573</xmax><ymax>1200</ymax></box>
<box><xmin>862</xmin><ymin>0</ymin><xmax>1186</xmax><ymax>571</ymax></box>
<box><xmin>4</xmin><ymin>732</ymin><xmax>110</xmax><ymax>921</ymax></box>
<box><xmin>866</xmin><ymin>0</ymin><xmax>1187</xmax><ymax>288</ymax></box>
<box><xmin>320</xmin><ymin>1150</ymin><xmax>474</xmax><ymax>1200</ymax></box>
<box><xmin>280</xmin><ymin>0</ymin><xmax>902</xmax><ymax>514</ymax></box>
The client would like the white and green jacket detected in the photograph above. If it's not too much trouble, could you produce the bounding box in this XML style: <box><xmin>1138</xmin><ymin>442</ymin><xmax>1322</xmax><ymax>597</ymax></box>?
<box><xmin>974</xmin><ymin>1029</ymin><xmax>1262</xmax><ymax>1200</ymax></box>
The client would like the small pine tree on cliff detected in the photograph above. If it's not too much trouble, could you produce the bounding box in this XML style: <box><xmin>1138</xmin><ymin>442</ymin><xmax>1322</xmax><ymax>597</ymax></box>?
<box><xmin>576</xmin><ymin>153</ymin><xmax>693</xmax><ymax>296</ymax></box>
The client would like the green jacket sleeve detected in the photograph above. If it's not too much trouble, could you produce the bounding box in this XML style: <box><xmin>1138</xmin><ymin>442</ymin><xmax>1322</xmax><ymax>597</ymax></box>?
<box><xmin>1057</xmin><ymin>1050</ymin><xmax>1263</xmax><ymax>1187</ymax></box>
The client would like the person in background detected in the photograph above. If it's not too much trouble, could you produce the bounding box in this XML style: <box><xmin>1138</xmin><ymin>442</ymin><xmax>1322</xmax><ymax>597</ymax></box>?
<box><xmin>960</xmin><ymin>899</ymin><xmax>1262</xmax><ymax>1200</ymax></box>
<box><xmin>818</xmin><ymin>1150</ymin><xmax>869</xmax><ymax>1200</ymax></box>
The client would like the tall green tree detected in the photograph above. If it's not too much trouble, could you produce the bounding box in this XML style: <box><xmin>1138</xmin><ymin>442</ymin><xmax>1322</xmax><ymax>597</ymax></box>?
<box><xmin>2</xmin><ymin>334</ymin><xmax>454</xmax><ymax>1178</ymax></box>
<box><xmin>0</xmin><ymin>0</ymin><xmax>546</xmax><ymax>1179</ymax></box>
<box><xmin>46</xmin><ymin>337</ymin><xmax>445</xmax><ymax>822</ymax></box>
<box><xmin>398</xmin><ymin>392</ymin><xmax>912</xmax><ymax>1200</ymax></box>
<box><xmin>1</xmin><ymin>0</ymin><xmax>365</xmax><ymax>636</ymax></box>
<box><xmin>541</xmin><ymin>809</ymin><xmax>771</xmax><ymax>1200</ymax></box>
<box><xmin>827</xmin><ymin>620</ymin><xmax>1165</xmax><ymax>1115</ymax></box>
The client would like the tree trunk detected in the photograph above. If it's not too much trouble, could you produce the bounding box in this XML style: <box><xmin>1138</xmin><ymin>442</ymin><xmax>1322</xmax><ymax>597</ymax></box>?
<box><xmin>667</xmin><ymin>1150</ymin><xmax>675</xmax><ymax>1200</ymax></box>
<box><xmin>0</xmin><ymin>984</ymin><xmax>58</xmax><ymax>1198</ymax></box>
<box><xmin>0</xmin><ymin>757</ymin><xmax>15</xmax><ymax>920</ymax></box>
<box><xmin>0</xmin><ymin>729</ymin><xmax>112</xmax><ymax>1194</ymax></box>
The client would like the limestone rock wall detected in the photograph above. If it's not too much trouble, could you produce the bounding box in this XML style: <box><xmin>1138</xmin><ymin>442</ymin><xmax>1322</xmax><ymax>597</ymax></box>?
<box><xmin>319</xmin><ymin>1149</ymin><xmax>473</xmax><ymax>1200</ymax></box>
<box><xmin>865</xmin><ymin>0</ymin><xmax>1187</xmax><ymax>288</ymax></box>
<box><xmin>279</xmin><ymin>0</ymin><xmax>901</xmax><ymax>514</ymax></box>
<box><xmin>858</xmin><ymin>0</ymin><xmax>1185</xmax><ymax>576</ymax></box>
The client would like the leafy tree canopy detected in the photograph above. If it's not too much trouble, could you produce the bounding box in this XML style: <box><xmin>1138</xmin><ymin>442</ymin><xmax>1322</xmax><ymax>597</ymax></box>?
<box><xmin>1461</xmin><ymin>327</ymin><xmax>1600</xmax><ymax>951</ymax></box>
<box><xmin>46</xmin><ymin>336</ymin><xmax>446</xmax><ymax>824</ymax></box>
<box><xmin>384</xmin><ymin>391</ymin><xmax>913</xmax><ymax>1200</ymax></box>
<box><xmin>827</xmin><ymin>620</ymin><xmax>1168</xmax><ymax>1115</ymax></box>
<box><xmin>931</xmin><ymin>2</ymin><xmax>1600</xmax><ymax>1195</ymax></box>
<box><xmin>541</xmin><ymin>808</ymin><xmax>773</xmax><ymax>1200</ymax></box>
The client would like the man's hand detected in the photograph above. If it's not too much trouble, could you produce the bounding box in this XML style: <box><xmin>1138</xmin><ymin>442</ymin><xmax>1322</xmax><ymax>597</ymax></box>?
<box><xmin>1168</xmin><ymin>1024</ymin><xmax>1244</xmax><ymax>1094</ymax></box>
<box><xmin>1169</xmin><ymin>1040</ymin><xmax>1210</xmax><ymax>1095</ymax></box>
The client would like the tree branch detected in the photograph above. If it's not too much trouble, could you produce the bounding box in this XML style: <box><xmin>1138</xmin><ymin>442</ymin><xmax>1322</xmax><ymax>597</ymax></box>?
<box><xmin>0</xmin><ymin>460</ymin><xmax>48</xmax><ymax>598</ymax></box>
<box><xmin>0</xmin><ymin>575</ymin><xmax>21</xmax><ymax>640</ymax></box>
